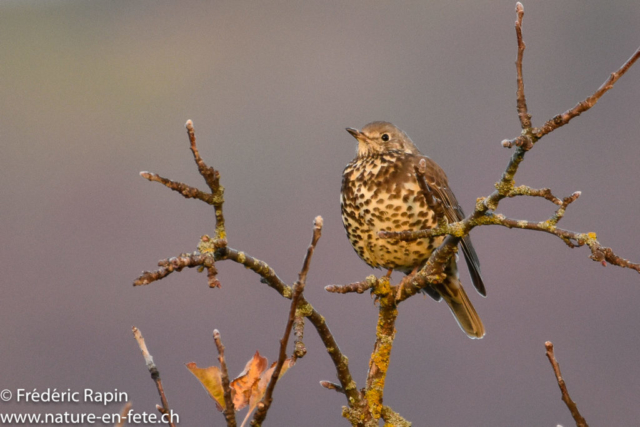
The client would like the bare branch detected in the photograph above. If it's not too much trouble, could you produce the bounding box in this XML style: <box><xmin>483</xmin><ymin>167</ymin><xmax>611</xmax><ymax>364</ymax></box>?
<box><xmin>363</xmin><ymin>277</ymin><xmax>398</xmax><ymax>423</ymax></box>
<box><xmin>139</xmin><ymin>172</ymin><xmax>220</xmax><ymax>205</ymax></box>
<box><xmin>136</xmin><ymin>238</ymin><xmax>363</xmax><ymax>414</ymax></box>
<box><xmin>298</xmin><ymin>216</ymin><xmax>323</xmax><ymax>284</ymax></box>
<box><xmin>507</xmin><ymin>185</ymin><xmax>562</xmax><ymax>205</ymax></box>
<box><xmin>545</xmin><ymin>342</ymin><xmax>589</xmax><ymax>427</ymax></box>
<box><xmin>133</xmin><ymin>252</ymin><xmax>217</xmax><ymax>287</ymax></box>
<box><xmin>251</xmin><ymin>283</ymin><xmax>303</xmax><ymax>426</ymax></box>
<box><xmin>293</xmin><ymin>216</ymin><xmax>323</xmax><ymax>359</ymax></box>
<box><xmin>320</xmin><ymin>381</ymin><xmax>345</xmax><ymax>394</ymax></box>
<box><xmin>140</xmin><ymin>120</ymin><xmax>225</xmax><ymax>240</ymax></box>
<box><xmin>213</xmin><ymin>330</ymin><xmax>236</xmax><ymax>427</ymax></box>
<box><xmin>480</xmin><ymin>210</ymin><xmax>640</xmax><ymax>273</ymax></box>
<box><xmin>131</xmin><ymin>327</ymin><xmax>176</xmax><ymax>427</ymax></box>
<box><xmin>514</xmin><ymin>2</ymin><xmax>532</xmax><ymax>130</ymax></box>
<box><xmin>252</xmin><ymin>217</ymin><xmax>322</xmax><ymax>425</ymax></box>
<box><xmin>385</xmin><ymin>4</ymin><xmax>640</xmax><ymax>290</ymax></box>
<box><xmin>185</xmin><ymin>120</ymin><xmax>226</xmax><ymax>239</ymax></box>
<box><xmin>215</xmin><ymin>246</ymin><xmax>292</xmax><ymax>298</ymax></box>
<box><xmin>326</xmin><ymin>276</ymin><xmax>376</xmax><ymax>294</ymax></box>
<box><xmin>305</xmin><ymin>304</ymin><xmax>364</xmax><ymax>418</ymax></box>
<box><xmin>114</xmin><ymin>401</ymin><xmax>132</xmax><ymax>427</ymax></box>
<box><xmin>137</xmin><ymin>121</ymin><xmax>364</xmax><ymax>415</ymax></box>
<box><xmin>131</xmin><ymin>4</ymin><xmax>640</xmax><ymax>425</ymax></box>
<box><xmin>535</xmin><ymin>48</ymin><xmax>640</xmax><ymax>139</ymax></box>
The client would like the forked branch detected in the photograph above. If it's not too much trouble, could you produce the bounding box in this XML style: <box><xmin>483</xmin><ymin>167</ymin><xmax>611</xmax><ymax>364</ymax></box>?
<box><xmin>133</xmin><ymin>4</ymin><xmax>639</xmax><ymax>426</ymax></box>
<box><xmin>377</xmin><ymin>2</ymin><xmax>640</xmax><ymax>301</ymax></box>
<box><xmin>136</xmin><ymin>122</ymin><xmax>365</xmax><ymax>425</ymax></box>
<box><xmin>252</xmin><ymin>217</ymin><xmax>323</xmax><ymax>425</ymax></box>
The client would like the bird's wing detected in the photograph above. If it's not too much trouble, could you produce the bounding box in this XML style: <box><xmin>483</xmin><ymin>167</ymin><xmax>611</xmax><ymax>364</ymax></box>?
<box><xmin>419</xmin><ymin>156</ymin><xmax>487</xmax><ymax>297</ymax></box>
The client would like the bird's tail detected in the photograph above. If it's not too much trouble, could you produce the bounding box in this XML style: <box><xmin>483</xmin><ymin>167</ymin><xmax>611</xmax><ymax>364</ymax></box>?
<box><xmin>434</xmin><ymin>279</ymin><xmax>485</xmax><ymax>339</ymax></box>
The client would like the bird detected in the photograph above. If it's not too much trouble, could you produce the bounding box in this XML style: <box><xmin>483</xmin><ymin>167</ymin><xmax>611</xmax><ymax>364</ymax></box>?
<box><xmin>340</xmin><ymin>121</ymin><xmax>486</xmax><ymax>339</ymax></box>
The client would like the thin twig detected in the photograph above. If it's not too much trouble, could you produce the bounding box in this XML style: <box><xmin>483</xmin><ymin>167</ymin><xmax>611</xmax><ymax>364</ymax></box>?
<box><xmin>320</xmin><ymin>381</ymin><xmax>345</xmax><ymax>394</ymax></box>
<box><xmin>304</xmin><ymin>302</ymin><xmax>363</xmax><ymax>411</ymax></box>
<box><xmin>545</xmin><ymin>342</ymin><xmax>589</xmax><ymax>427</ymax></box>
<box><xmin>507</xmin><ymin>185</ymin><xmax>562</xmax><ymax>205</ymax></box>
<box><xmin>298</xmin><ymin>216</ymin><xmax>323</xmax><ymax>284</ymax></box>
<box><xmin>140</xmin><ymin>171</ymin><xmax>219</xmax><ymax>205</ymax></box>
<box><xmin>293</xmin><ymin>216</ymin><xmax>323</xmax><ymax>359</ymax></box>
<box><xmin>131</xmin><ymin>327</ymin><xmax>176</xmax><ymax>427</ymax></box>
<box><xmin>251</xmin><ymin>282</ymin><xmax>304</xmax><ymax>425</ymax></box>
<box><xmin>382</xmin><ymin>3</ymin><xmax>640</xmax><ymax>289</ymax></box>
<box><xmin>185</xmin><ymin>120</ymin><xmax>226</xmax><ymax>239</ymax></box>
<box><xmin>114</xmin><ymin>401</ymin><xmax>132</xmax><ymax>427</ymax></box>
<box><xmin>514</xmin><ymin>2</ymin><xmax>532</xmax><ymax>130</ymax></box>
<box><xmin>293</xmin><ymin>312</ymin><xmax>307</xmax><ymax>359</ymax></box>
<box><xmin>133</xmin><ymin>252</ymin><xmax>216</xmax><ymax>287</ymax></box>
<box><xmin>535</xmin><ymin>48</ymin><xmax>640</xmax><ymax>140</ymax></box>
<box><xmin>139</xmin><ymin>126</ymin><xmax>364</xmax><ymax>420</ymax></box>
<box><xmin>215</xmin><ymin>246</ymin><xmax>292</xmax><ymax>298</ymax></box>
<box><xmin>215</xmin><ymin>244</ymin><xmax>363</xmax><ymax>410</ymax></box>
<box><xmin>140</xmin><ymin>121</ymin><xmax>225</xmax><ymax>239</ymax></box>
<box><xmin>213</xmin><ymin>330</ymin><xmax>236</xmax><ymax>427</ymax></box>
<box><xmin>325</xmin><ymin>277</ymin><xmax>375</xmax><ymax>294</ymax></box>
<box><xmin>252</xmin><ymin>217</ymin><xmax>323</xmax><ymax>425</ymax></box>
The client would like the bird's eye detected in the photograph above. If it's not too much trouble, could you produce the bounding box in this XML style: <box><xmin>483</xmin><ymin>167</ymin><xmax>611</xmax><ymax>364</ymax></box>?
<box><xmin>381</xmin><ymin>134</ymin><xmax>390</xmax><ymax>142</ymax></box>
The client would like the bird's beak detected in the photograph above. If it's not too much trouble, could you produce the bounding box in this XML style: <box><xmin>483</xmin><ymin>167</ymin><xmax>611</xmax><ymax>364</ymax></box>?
<box><xmin>346</xmin><ymin>127</ymin><xmax>366</xmax><ymax>143</ymax></box>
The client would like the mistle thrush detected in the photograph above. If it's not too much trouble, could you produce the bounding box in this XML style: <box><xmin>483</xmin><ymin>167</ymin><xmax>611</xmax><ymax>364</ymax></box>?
<box><xmin>341</xmin><ymin>121</ymin><xmax>486</xmax><ymax>339</ymax></box>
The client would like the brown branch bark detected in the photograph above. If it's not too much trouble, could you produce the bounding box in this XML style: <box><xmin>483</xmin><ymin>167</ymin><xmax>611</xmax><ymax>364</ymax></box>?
<box><xmin>215</xmin><ymin>246</ymin><xmax>292</xmax><ymax>298</ymax></box>
<box><xmin>133</xmin><ymin>252</ymin><xmax>218</xmax><ymax>287</ymax></box>
<box><xmin>133</xmin><ymin>5</ymin><xmax>640</xmax><ymax>425</ymax></box>
<box><xmin>363</xmin><ymin>277</ymin><xmax>399</xmax><ymax>423</ymax></box>
<box><xmin>320</xmin><ymin>381</ymin><xmax>345</xmax><ymax>394</ymax></box>
<box><xmin>325</xmin><ymin>276</ymin><xmax>376</xmax><ymax>294</ymax></box>
<box><xmin>131</xmin><ymin>327</ymin><xmax>176</xmax><ymax>427</ymax></box>
<box><xmin>213</xmin><ymin>330</ymin><xmax>236</xmax><ymax>427</ymax></box>
<box><xmin>114</xmin><ymin>402</ymin><xmax>132</xmax><ymax>427</ymax></box>
<box><xmin>545</xmin><ymin>342</ymin><xmax>589</xmax><ymax>427</ymax></box>
<box><xmin>251</xmin><ymin>281</ymin><xmax>303</xmax><ymax>426</ymax></box>
<box><xmin>377</xmin><ymin>3</ymin><xmax>640</xmax><ymax>294</ymax></box>
<box><xmin>252</xmin><ymin>217</ymin><xmax>322</xmax><ymax>425</ymax></box>
<box><xmin>508</xmin><ymin>185</ymin><xmax>562</xmax><ymax>205</ymax></box>
<box><xmin>294</xmin><ymin>216</ymin><xmax>324</xmax><ymax>359</ymax></box>
<box><xmin>535</xmin><ymin>48</ymin><xmax>640</xmax><ymax>140</ymax></box>
<box><xmin>514</xmin><ymin>2</ymin><xmax>531</xmax><ymax>131</ymax></box>
<box><xmin>211</xmin><ymin>244</ymin><xmax>364</xmax><ymax>412</ymax></box>
<box><xmin>186</xmin><ymin>120</ymin><xmax>226</xmax><ymax>240</ymax></box>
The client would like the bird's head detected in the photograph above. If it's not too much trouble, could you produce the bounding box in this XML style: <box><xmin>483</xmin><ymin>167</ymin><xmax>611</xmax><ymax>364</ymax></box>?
<box><xmin>346</xmin><ymin>121</ymin><xmax>419</xmax><ymax>158</ymax></box>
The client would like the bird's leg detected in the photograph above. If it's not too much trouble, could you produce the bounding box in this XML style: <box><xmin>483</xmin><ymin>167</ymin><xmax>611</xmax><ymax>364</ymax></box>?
<box><xmin>385</xmin><ymin>268</ymin><xmax>393</xmax><ymax>278</ymax></box>
<box><xmin>396</xmin><ymin>266</ymin><xmax>419</xmax><ymax>300</ymax></box>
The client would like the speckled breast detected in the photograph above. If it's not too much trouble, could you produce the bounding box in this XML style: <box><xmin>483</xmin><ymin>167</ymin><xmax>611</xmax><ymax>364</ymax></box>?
<box><xmin>340</xmin><ymin>151</ymin><xmax>441</xmax><ymax>272</ymax></box>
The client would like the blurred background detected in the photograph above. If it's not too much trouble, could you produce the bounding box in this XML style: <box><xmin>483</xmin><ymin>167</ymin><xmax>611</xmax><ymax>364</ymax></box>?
<box><xmin>1</xmin><ymin>1</ymin><xmax>639</xmax><ymax>425</ymax></box>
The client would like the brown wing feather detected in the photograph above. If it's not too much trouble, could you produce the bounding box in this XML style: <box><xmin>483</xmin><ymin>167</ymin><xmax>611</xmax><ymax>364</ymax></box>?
<box><xmin>420</xmin><ymin>157</ymin><xmax>487</xmax><ymax>297</ymax></box>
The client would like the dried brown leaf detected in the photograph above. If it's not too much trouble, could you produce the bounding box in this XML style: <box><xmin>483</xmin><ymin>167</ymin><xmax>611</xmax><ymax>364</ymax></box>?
<box><xmin>230</xmin><ymin>351</ymin><xmax>268</xmax><ymax>411</ymax></box>
<box><xmin>240</xmin><ymin>358</ymin><xmax>295</xmax><ymax>427</ymax></box>
<box><xmin>185</xmin><ymin>362</ymin><xmax>225</xmax><ymax>411</ymax></box>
